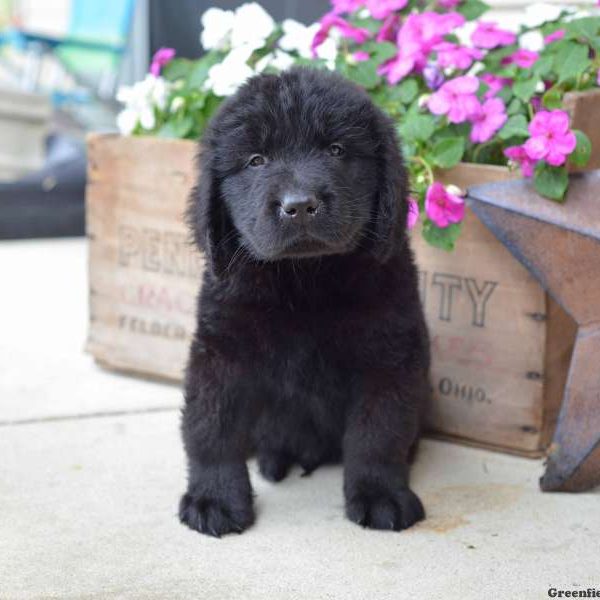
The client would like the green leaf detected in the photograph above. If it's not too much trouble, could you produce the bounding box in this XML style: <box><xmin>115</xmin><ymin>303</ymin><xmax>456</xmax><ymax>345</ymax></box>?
<box><xmin>542</xmin><ymin>86</ymin><xmax>563</xmax><ymax>110</ymax></box>
<box><xmin>188</xmin><ymin>93</ymin><xmax>207</xmax><ymax>112</ymax></box>
<box><xmin>532</xmin><ymin>55</ymin><xmax>554</xmax><ymax>78</ymax></box>
<box><xmin>569</xmin><ymin>130</ymin><xmax>592</xmax><ymax>167</ymax></box>
<box><xmin>187</xmin><ymin>53</ymin><xmax>222</xmax><ymax>89</ymax></box>
<box><xmin>431</xmin><ymin>137</ymin><xmax>465</xmax><ymax>169</ymax></box>
<box><xmin>590</xmin><ymin>36</ymin><xmax>600</xmax><ymax>53</ymax></box>
<box><xmin>498</xmin><ymin>115</ymin><xmax>529</xmax><ymax>140</ymax></box>
<box><xmin>372</xmin><ymin>79</ymin><xmax>419</xmax><ymax>113</ymax></box>
<box><xmin>398</xmin><ymin>113</ymin><xmax>436</xmax><ymax>142</ymax></box>
<box><xmin>361</xmin><ymin>41</ymin><xmax>397</xmax><ymax>64</ymax></box>
<box><xmin>496</xmin><ymin>86</ymin><xmax>513</xmax><ymax>104</ymax></box>
<box><xmin>395</xmin><ymin>78</ymin><xmax>419</xmax><ymax>104</ymax></box>
<box><xmin>203</xmin><ymin>93</ymin><xmax>224</xmax><ymax>118</ymax></box>
<box><xmin>513</xmin><ymin>77</ymin><xmax>539</xmax><ymax>102</ymax></box>
<box><xmin>507</xmin><ymin>98</ymin><xmax>523</xmax><ymax>116</ymax></box>
<box><xmin>349</xmin><ymin>15</ymin><xmax>380</xmax><ymax>35</ymax></box>
<box><xmin>346</xmin><ymin>60</ymin><xmax>380</xmax><ymax>89</ymax></box>
<box><xmin>435</xmin><ymin>123</ymin><xmax>470</xmax><ymax>139</ymax></box>
<box><xmin>555</xmin><ymin>42</ymin><xmax>591</xmax><ymax>84</ymax></box>
<box><xmin>162</xmin><ymin>58</ymin><xmax>193</xmax><ymax>82</ymax></box>
<box><xmin>457</xmin><ymin>0</ymin><xmax>489</xmax><ymax>21</ymax></box>
<box><xmin>157</xmin><ymin>116</ymin><xmax>194</xmax><ymax>139</ymax></box>
<box><xmin>422</xmin><ymin>221</ymin><xmax>462</xmax><ymax>251</ymax></box>
<box><xmin>565</xmin><ymin>17</ymin><xmax>600</xmax><ymax>42</ymax></box>
<box><xmin>534</xmin><ymin>162</ymin><xmax>569</xmax><ymax>202</ymax></box>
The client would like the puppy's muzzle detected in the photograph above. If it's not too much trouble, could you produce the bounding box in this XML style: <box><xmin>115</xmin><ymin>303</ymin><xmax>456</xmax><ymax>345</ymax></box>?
<box><xmin>278</xmin><ymin>192</ymin><xmax>320</xmax><ymax>224</ymax></box>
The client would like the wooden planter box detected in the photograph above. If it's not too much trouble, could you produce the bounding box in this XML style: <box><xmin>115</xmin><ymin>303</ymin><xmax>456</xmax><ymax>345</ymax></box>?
<box><xmin>0</xmin><ymin>88</ymin><xmax>51</xmax><ymax>181</ymax></box>
<box><xmin>87</xmin><ymin>120</ymin><xmax>591</xmax><ymax>456</ymax></box>
<box><xmin>415</xmin><ymin>165</ymin><xmax>576</xmax><ymax>456</ymax></box>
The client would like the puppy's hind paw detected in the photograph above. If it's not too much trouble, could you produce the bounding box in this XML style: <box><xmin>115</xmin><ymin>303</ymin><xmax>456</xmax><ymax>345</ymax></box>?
<box><xmin>258</xmin><ymin>450</ymin><xmax>292</xmax><ymax>482</ymax></box>
<box><xmin>179</xmin><ymin>493</ymin><xmax>254</xmax><ymax>537</ymax></box>
<box><xmin>345</xmin><ymin>487</ymin><xmax>424</xmax><ymax>531</ymax></box>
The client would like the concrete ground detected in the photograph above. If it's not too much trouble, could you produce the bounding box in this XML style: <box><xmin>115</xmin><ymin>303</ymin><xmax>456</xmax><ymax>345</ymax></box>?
<box><xmin>1</xmin><ymin>238</ymin><xmax>599</xmax><ymax>600</ymax></box>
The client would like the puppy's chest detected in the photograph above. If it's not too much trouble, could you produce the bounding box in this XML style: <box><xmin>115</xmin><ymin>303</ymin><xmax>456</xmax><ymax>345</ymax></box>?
<box><xmin>217</xmin><ymin>302</ymin><xmax>399</xmax><ymax>371</ymax></box>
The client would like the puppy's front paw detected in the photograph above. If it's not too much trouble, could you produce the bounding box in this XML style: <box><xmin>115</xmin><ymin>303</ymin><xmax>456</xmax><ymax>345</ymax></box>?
<box><xmin>345</xmin><ymin>486</ymin><xmax>424</xmax><ymax>531</ymax></box>
<box><xmin>179</xmin><ymin>492</ymin><xmax>254</xmax><ymax>537</ymax></box>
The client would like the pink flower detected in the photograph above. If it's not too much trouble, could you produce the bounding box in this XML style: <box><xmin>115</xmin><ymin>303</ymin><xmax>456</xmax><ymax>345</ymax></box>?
<box><xmin>425</xmin><ymin>183</ymin><xmax>465</xmax><ymax>228</ymax></box>
<box><xmin>427</xmin><ymin>75</ymin><xmax>481</xmax><ymax>123</ymax></box>
<box><xmin>366</xmin><ymin>0</ymin><xmax>407</xmax><ymax>19</ymax></box>
<box><xmin>471</xmin><ymin>22</ymin><xmax>516</xmax><ymax>49</ymax></box>
<box><xmin>421</xmin><ymin>11</ymin><xmax>465</xmax><ymax>38</ymax></box>
<box><xmin>523</xmin><ymin>110</ymin><xmax>577</xmax><ymax>167</ymax></box>
<box><xmin>469</xmin><ymin>98</ymin><xmax>507</xmax><ymax>143</ymax></box>
<box><xmin>480</xmin><ymin>73</ymin><xmax>511</xmax><ymax>98</ymax></box>
<box><xmin>378</xmin><ymin>11</ymin><xmax>465</xmax><ymax>84</ymax></box>
<box><xmin>597</xmin><ymin>69</ymin><xmax>600</xmax><ymax>86</ymax></box>
<box><xmin>353</xmin><ymin>50</ymin><xmax>370</xmax><ymax>62</ymax></box>
<box><xmin>331</xmin><ymin>0</ymin><xmax>364</xmax><ymax>13</ymax></box>
<box><xmin>504</xmin><ymin>145</ymin><xmax>536</xmax><ymax>177</ymax></box>
<box><xmin>544</xmin><ymin>29</ymin><xmax>565</xmax><ymax>44</ymax></box>
<box><xmin>438</xmin><ymin>0</ymin><xmax>462</xmax><ymax>6</ymax></box>
<box><xmin>378</xmin><ymin>53</ymin><xmax>418</xmax><ymax>84</ymax></box>
<box><xmin>312</xmin><ymin>12</ymin><xmax>370</xmax><ymax>56</ymax></box>
<box><xmin>150</xmin><ymin>47</ymin><xmax>175</xmax><ymax>76</ymax></box>
<box><xmin>376</xmin><ymin>13</ymin><xmax>400</xmax><ymax>42</ymax></box>
<box><xmin>502</xmin><ymin>49</ymin><xmax>539</xmax><ymax>68</ymax></box>
<box><xmin>433</xmin><ymin>42</ymin><xmax>483</xmax><ymax>70</ymax></box>
<box><xmin>407</xmin><ymin>197</ymin><xmax>420</xmax><ymax>229</ymax></box>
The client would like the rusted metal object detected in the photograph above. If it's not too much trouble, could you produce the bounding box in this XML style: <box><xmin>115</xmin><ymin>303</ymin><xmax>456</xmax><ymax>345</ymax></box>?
<box><xmin>467</xmin><ymin>171</ymin><xmax>600</xmax><ymax>492</ymax></box>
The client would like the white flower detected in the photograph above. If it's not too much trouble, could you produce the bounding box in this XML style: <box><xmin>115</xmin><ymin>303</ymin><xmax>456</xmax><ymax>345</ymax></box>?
<box><xmin>280</xmin><ymin>19</ymin><xmax>338</xmax><ymax>69</ymax></box>
<box><xmin>205</xmin><ymin>45</ymin><xmax>255</xmax><ymax>97</ymax></box>
<box><xmin>417</xmin><ymin>94</ymin><xmax>431</xmax><ymax>109</ymax></box>
<box><xmin>230</xmin><ymin>2</ymin><xmax>275</xmax><ymax>51</ymax></box>
<box><xmin>520</xmin><ymin>30</ymin><xmax>544</xmax><ymax>52</ymax></box>
<box><xmin>279</xmin><ymin>19</ymin><xmax>317</xmax><ymax>59</ymax></box>
<box><xmin>149</xmin><ymin>77</ymin><xmax>169</xmax><ymax>110</ymax></box>
<box><xmin>565</xmin><ymin>9</ymin><xmax>591</xmax><ymax>22</ymax></box>
<box><xmin>446</xmin><ymin>184</ymin><xmax>465</xmax><ymax>198</ymax></box>
<box><xmin>170</xmin><ymin>96</ymin><xmax>185</xmax><ymax>112</ymax></box>
<box><xmin>522</xmin><ymin>3</ymin><xmax>570</xmax><ymax>28</ymax></box>
<box><xmin>200</xmin><ymin>7</ymin><xmax>235</xmax><ymax>50</ymax></box>
<box><xmin>116</xmin><ymin>109</ymin><xmax>138</xmax><ymax>135</ymax></box>
<box><xmin>255</xmin><ymin>49</ymin><xmax>295</xmax><ymax>73</ymax></box>
<box><xmin>316</xmin><ymin>36</ymin><xmax>338</xmax><ymax>70</ymax></box>
<box><xmin>116</xmin><ymin>74</ymin><xmax>170</xmax><ymax>134</ymax></box>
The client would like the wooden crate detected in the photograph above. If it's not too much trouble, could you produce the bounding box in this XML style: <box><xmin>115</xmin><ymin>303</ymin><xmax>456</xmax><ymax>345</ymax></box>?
<box><xmin>86</xmin><ymin>133</ymin><xmax>577</xmax><ymax>457</ymax></box>
<box><xmin>416</xmin><ymin>164</ymin><xmax>576</xmax><ymax>456</ymax></box>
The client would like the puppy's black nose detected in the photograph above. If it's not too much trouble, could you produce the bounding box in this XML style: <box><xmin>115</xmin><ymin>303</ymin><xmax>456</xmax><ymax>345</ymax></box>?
<box><xmin>280</xmin><ymin>193</ymin><xmax>319</xmax><ymax>219</ymax></box>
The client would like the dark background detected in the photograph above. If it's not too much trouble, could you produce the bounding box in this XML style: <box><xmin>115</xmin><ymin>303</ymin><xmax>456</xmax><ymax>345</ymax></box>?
<box><xmin>149</xmin><ymin>0</ymin><xmax>330</xmax><ymax>59</ymax></box>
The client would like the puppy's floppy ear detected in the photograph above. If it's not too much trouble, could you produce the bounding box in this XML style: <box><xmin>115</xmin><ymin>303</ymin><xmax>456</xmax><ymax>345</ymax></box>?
<box><xmin>186</xmin><ymin>142</ymin><xmax>237</xmax><ymax>278</ymax></box>
<box><xmin>372</xmin><ymin>117</ymin><xmax>409</xmax><ymax>262</ymax></box>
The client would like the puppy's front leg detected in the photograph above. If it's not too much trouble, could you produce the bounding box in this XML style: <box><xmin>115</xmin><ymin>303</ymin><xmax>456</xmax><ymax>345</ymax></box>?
<box><xmin>179</xmin><ymin>344</ymin><xmax>260</xmax><ymax>537</ymax></box>
<box><xmin>343</xmin><ymin>373</ymin><xmax>426</xmax><ymax>531</ymax></box>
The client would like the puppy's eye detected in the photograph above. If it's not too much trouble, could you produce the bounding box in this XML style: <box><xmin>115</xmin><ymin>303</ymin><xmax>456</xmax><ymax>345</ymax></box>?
<box><xmin>329</xmin><ymin>143</ymin><xmax>345</xmax><ymax>157</ymax></box>
<box><xmin>248</xmin><ymin>154</ymin><xmax>266</xmax><ymax>167</ymax></box>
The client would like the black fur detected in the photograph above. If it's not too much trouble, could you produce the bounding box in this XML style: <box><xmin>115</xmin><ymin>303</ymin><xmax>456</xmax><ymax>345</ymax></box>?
<box><xmin>179</xmin><ymin>68</ymin><xmax>430</xmax><ymax>537</ymax></box>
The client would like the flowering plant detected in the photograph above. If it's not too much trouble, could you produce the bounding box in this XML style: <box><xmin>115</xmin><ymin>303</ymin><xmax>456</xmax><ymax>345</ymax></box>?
<box><xmin>117</xmin><ymin>1</ymin><xmax>600</xmax><ymax>250</ymax></box>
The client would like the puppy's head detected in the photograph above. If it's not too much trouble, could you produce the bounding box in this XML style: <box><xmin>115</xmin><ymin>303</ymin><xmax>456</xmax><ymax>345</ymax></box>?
<box><xmin>189</xmin><ymin>67</ymin><xmax>408</xmax><ymax>276</ymax></box>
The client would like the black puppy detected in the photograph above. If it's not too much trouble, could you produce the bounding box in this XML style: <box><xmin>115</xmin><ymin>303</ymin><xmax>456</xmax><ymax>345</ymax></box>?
<box><xmin>180</xmin><ymin>67</ymin><xmax>430</xmax><ymax>537</ymax></box>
